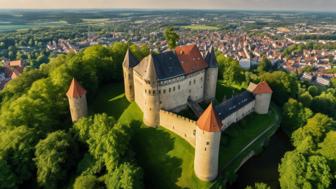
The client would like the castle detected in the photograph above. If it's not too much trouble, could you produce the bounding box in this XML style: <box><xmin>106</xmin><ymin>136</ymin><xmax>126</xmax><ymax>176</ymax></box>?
<box><xmin>65</xmin><ymin>44</ymin><xmax>273</xmax><ymax>182</ymax></box>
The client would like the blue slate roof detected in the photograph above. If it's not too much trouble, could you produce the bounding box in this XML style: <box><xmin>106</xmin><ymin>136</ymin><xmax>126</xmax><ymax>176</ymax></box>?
<box><xmin>215</xmin><ymin>91</ymin><xmax>255</xmax><ymax>120</ymax></box>
<box><xmin>152</xmin><ymin>51</ymin><xmax>185</xmax><ymax>80</ymax></box>
<box><xmin>123</xmin><ymin>49</ymin><xmax>139</xmax><ymax>68</ymax></box>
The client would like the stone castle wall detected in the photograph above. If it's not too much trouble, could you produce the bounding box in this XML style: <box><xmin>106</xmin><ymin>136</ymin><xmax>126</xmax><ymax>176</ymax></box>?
<box><xmin>158</xmin><ymin>70</ymin><xmax>205</xmax><ymax>111</ymax></box>
<box><xmin>159</xmin><ymin>110</ymin><xmax>197</xmax><ymax>147</ymax></box>
<box><xmin>255</xmin><ymin>93</ymin><xmax>272</xmax><ymax>114</ymax></box>
<box><xmin>123</xmin><ymin>66</ymin><xmax>135</xmax><ymax>101</ymax></box>
<box><xmin>204</xmin><ymin>67</ymin><xmax>218</xmax><ymax>101</ymax></box>
<box><xmin>194</xmin><ymin>127</ymin><xmax>221</xmax><ymax>181</ymax></box>
<box><xmin>68</xmin><ymin>95</ymin><xmax>88</xmax><ymax>122</ymax></box>
<box><xmin>221</xmin><ymin>100</ymin><xmax>255</xmax><ymax>130</ymax></box>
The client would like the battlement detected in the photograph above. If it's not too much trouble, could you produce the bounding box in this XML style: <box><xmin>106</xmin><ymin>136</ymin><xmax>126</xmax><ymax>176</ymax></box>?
<box><xmin>159</xmin><ymin>109</ymin><xmax>197</xmax><ymax>147</ymax></box>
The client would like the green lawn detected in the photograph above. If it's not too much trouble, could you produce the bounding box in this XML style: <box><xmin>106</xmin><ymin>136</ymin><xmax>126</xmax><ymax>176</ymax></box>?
<box><xmin>90</xmin><ymin>82</ymin><xmax>280</xmax><ymax>189</ymax></box>
<box><xmin>181</xmin><ymin>24</ymin><xmax>220</xmax><ymax>31</ymax></box>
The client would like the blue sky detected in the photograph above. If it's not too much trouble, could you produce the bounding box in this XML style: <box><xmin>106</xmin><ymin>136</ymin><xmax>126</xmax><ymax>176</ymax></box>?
<box><xmin>0</xmin><ymin>0</ymin><xmax>335</xmax><ymax>11</ymax></box>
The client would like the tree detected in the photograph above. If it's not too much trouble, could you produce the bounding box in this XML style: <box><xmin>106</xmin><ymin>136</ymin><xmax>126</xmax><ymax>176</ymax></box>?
<box><xmin>311</xmin><ymin>92</ymin><xmax>336</xmax><ymax>119</ymax></box>
<box><xmin>216</xmin><ymin>53</ymin><xmax>245</xmax><ymax>85</ymax></box>
<box><xmin>291</xmin><ymin>113</ymin><xmax>335</xmax><ymax>149</ymax></box>
<box><xmin>308</xmin><ymin>85</ymin><xmax>320</xmax><ymax>97</ymax></box>
<box><xmin>105</xmin><ymin>163</ymin><xmax>143</xmax><ymax>189</ymax></box>
<box><xmin>318</xmin><ymin>131</ymin><xmax>336</xmax><ymax>165</ymax></box>
<box><xmin>298</xmin><ymin>91</ymin><xmax>313</xmax><ymax>107</ymax></box>
<box><xmin>261</xmin><ymin>71</ymin><xmax>299</xmax><ymax>105</ymax></box>
<box><xmin>279</xmin><ymin>151</ymin><xmax>332</xmax><ymax>189</ymax></box>
<box><xmin>257</xmin><ymin>57</ymin><xmax>272</xmax><ymax>73</ymax></box>
<box><xmin>164</xmin><ymin>27</ymin><xmax>179</xmax><ymax>49</ymax></box>
<box><xmin>245</xmin><ymin>182</ymin><xmax>271</xmax><ymax>189</ymax></box>
<box><xmin>0</xmin><ymin>126</ymin><xmax>39</xmax><ymax>188</ymax></box>
<box><xmin>282</xmin><ymin>98</ymin><xmax>313</xmax><ymax>133</ymax></box>
<box><xmin>35</xmin><ymin>130</ymin><xmax>78</xmax><ymax>189</ymax></box>
<box><xmin>73</xmin><ymin>175</ymin><xmax>100</xmax><ymax>189</ymax></box>
<box><xmin>74</xmin><ymin>114</ymin><xmax>132</xmax><ymax>172</ymax></box>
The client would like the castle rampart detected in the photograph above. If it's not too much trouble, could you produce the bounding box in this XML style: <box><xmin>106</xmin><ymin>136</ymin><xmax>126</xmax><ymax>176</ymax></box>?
<box><xmin>159</xmin><ymin>110</ymin><xmax>197</xmax><ymax>147</ymax></box>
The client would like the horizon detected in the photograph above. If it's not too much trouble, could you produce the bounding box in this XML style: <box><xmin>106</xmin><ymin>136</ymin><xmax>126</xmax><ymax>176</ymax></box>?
<box><xmin>1</xmin><ymin>0</ymin><xmax>336</xmax><ymax>12</ymax></box>
<box><xmin>0</xmin><ymin>8</ymin><xmax>335</xmax><ymax>13</ymax></box>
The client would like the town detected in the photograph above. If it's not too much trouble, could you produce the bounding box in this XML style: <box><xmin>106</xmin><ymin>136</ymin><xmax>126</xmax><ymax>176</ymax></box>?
<box><xmin>1</xmin><ymin>11</ymin><xmax>335</xmax><ymax>90</ymax></box>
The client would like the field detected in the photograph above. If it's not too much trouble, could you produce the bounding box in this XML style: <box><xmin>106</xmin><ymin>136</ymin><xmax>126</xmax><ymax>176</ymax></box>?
<box><xmin>0</xmin><ymin>20</ymin><xmax>68</xmax><ymax>32</ymax></box>
<box><xmin>181</xmin><ymin>24</ymin><xmax>220</xmax><ymax>31</ymax></box>
<box><xmin>90</xmin><ymin>82</ymin><xmax>280</xmax><ymax>188</ymax></box>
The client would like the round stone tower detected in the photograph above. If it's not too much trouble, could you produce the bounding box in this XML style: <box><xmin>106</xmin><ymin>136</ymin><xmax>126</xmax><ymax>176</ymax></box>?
<box><xmin>194</xmin><ymin>103</ymin><xmax>222</xmax><ymax>181</ymax></box>
<box><xmin>66</xmin><ymin>78</ymin><xmax>88</xmax><ymax>122</ymax></box>
<box><xmin>252</xmin><ymin>81</ymin><xmax>273</xmax><ymax>114</ymax></box>
<box><xmin>143</xmin><ymin>54</ymin><xmax>160</xmax><ymax>127</ymax></box>
<box><xmin>123</xmin><ymin>49</ymin><xmax>139</xmax><ymax>102</ymax></box>
<box><xmin>204</xmin><ymin>46</ymin><xmax>218</xmax><ymax>101</ymax></box>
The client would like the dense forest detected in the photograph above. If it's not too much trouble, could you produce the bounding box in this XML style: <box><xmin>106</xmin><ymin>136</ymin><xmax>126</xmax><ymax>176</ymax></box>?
<box><xmin>0</xmin><ymin>42</ymin><xmax>149</xmax><ymax>189</ymax></box>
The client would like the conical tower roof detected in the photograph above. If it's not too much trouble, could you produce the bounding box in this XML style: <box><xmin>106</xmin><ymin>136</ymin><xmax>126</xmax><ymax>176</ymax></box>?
<box><xmin>205</xmin><ymin>46</ymin><xmax>218</xmax><ymax>68</ymax></box>
<box><xmin>123</xmin><ymin>48</ymin><xmax>139</xmax><ymax>68</ymax></box>
<box><xmin>252</xmin><ymin>81</ymin><xmax>273</xmax><ymax>94</ymax></box>
<box><xmin>66</xmin><ymin>78</ymin><xmax>87</xmax><ymax>98</ymax></box>
<box><xmin>143</xmin><ymin>54</ymin><xmax>157</xmax><ymax>82</ymax></box>
<box><xmin>197</xmin><ymin>103</ymin><xmax>222</xmax><ymax>132</ymax></box>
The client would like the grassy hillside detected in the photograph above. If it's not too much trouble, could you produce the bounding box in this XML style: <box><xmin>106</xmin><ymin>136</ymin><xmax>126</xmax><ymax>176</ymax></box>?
<box><xmin>90</xmin><ymin>82</ymin><xmax>280</xmax><ymax>189</ymax></box>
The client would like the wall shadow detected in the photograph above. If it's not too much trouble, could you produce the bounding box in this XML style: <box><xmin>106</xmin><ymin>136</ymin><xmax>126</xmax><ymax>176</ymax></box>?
<box><xmin>130</xmin><ymin>121</ymin><xmax>183</xmax><ymax>189</ymax></box>
<box><xmin>89</xmin><ymin>84</ymin><xmax>130</xmax><ymax>119</ymax></box>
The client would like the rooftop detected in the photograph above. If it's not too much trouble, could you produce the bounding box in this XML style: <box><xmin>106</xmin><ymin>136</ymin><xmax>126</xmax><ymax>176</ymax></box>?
<box><xmin>252</xmin><ymin>81</ymin><xmax>273</xmax><ymax>94</ymax></box>
<box><xmin>197</xmin><ymin>103</ymin><xmax>222</xmax><ymax>132</ymax></box>
<box><xmin>133</xmin><ymin>44</ymin><xmax>210</xmax><ymax>81</ymax></box>
<box><xmin>66</xmin><ymin>78</ymin><xmax>87</xmax><ymax>98</ymax></box>
<box><xmin>215</xmin><ymin>91</ymin><xmax>255</xmax><ymax>120</ymax></box>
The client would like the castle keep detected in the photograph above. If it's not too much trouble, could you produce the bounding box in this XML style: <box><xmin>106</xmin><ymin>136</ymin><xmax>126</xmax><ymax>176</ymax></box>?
<box><xmin>123</xmin><ymin>44</ymin><xmax>218</xmax><ymax>127</ymax></box>
<box><xmin>123</xmin><ymin>44</ymin><xmax>273</xmax><ymax>181</ymax></box>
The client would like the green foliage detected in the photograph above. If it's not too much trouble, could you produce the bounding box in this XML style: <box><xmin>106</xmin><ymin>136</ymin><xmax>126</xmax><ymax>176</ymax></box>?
<box><xmin>311</xmin><ymin>91</ymin><xmax>336</xmax><ymax>119</ymax></box>
<box><xmin>105</xmin><ymin>162</ymin><xmax>143</xmax><ymax>189</ymax></box>
<box><xmin>318</xmin><ymin>131</ymin><xmax>336</xmax><ymax>166</ymax></box>
<box><xmin>261</xmin><ymin>71</ymin><xmax>299</xmax><ymax>105</ymax></box>
<box><xmin>279</xmin><ymin>151</ymin><xmax>332</xmax><ymax>189</ymax></box>
<box><xmin>35</xmin><ymin>130</ymin><xmax>78</xmax><ymax>189</ymax></box>
<box><xmin>0</xmin><ymin>69</ymin><xmax>47</xmax><ymax>103</ymax></box>
<box><xmin>245</xmin><ymin>182</ymin><xmax>271</xmax><ymax>189</ymax></box>
<box><xmin>292</xmin><ymin>113</ymin><xmax>335</xmax><ymax>150</ymax></box>
<box><xmin>298</xmin><ymin>91</ymin><xmax>313</xmax><ymax>107</ymax></box>
<box><xmin>0</xmin><ymin>78</ymin><xmax>68</xmax><ymax>132</ymax></box>
<box><xmin>0</xmin><ymin>43</ymin><xmax>147</xmax><ymax>188</ymax></box>
<box><xmin>74</xmin><ymin>114</ymin><xmax>132</xmax><ymax>172</ymax></box>
<box><xmin>0</xmin><ymin>126</ymin><xmax>39</xmax><ymax>188</ymax></box>
<box><xmin>308</xmin><ymin>85</ymin><xmax>320</xmax><ymax>97</ymax></box>
<box><xmin>129</xmin><ymin>43</ymin><xmax>150</xmax><ymax>61</ymax></box>
<box><xmin>73</xmin><ymin>175</ymin><xmax>101</xmax><ymax>189</ymax></box>
<box><xmin>0</xmin><ymin>158</ymin><xmax>17</xmax><ymax>189</ymax></box>
<box><xmin>216</xmin><ymin>53</ymin><xmax>246</xmax><ymax>85</ymax></box>
<box><xmin>164</xmin><ymin>27</ymin><xmax>179</xmax><ymax>49</ymax></box>
<box><xmin>282</xmin><ymin>98</ymin><xmax>313</xmax><ymax>133</ymax></box>
<box><xmin>74</xmin><ymin>114</ymin><xmax>143</xmax><ymax>188</ymax></box>
<box><xmin>257</xmin><ymin>57</ymin><xmax>272</xmax><ymax>73</ymax></box>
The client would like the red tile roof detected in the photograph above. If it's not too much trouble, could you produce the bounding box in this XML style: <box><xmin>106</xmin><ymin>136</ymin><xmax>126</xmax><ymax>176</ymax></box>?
<box><xmin>9</xmin><ymin>60</ymin><xmax>23</xmax><ymax>68</ymax></box>
<box><xmin>11</xmin><ymin>70</ymin><xmax>20</xmax><ymax>79</ymax></box>
<box><xmin>66</xmin><ymin>78</ymin><xmax>87</xmax><ymax>98</ymax></box>
<box><xmin>197</xmin><ymin>103</ymin><xmax>222</xmax><ymax>132</ymax></box>
<box><xmin>252</xmin><ymin>81</ymin><xmax>273</xmax><ymax>94</ymax></box>
<box><xmin>175</xmin><ymin>44</ymin><xmax>208</xmax><ymax>74</ymax></box>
